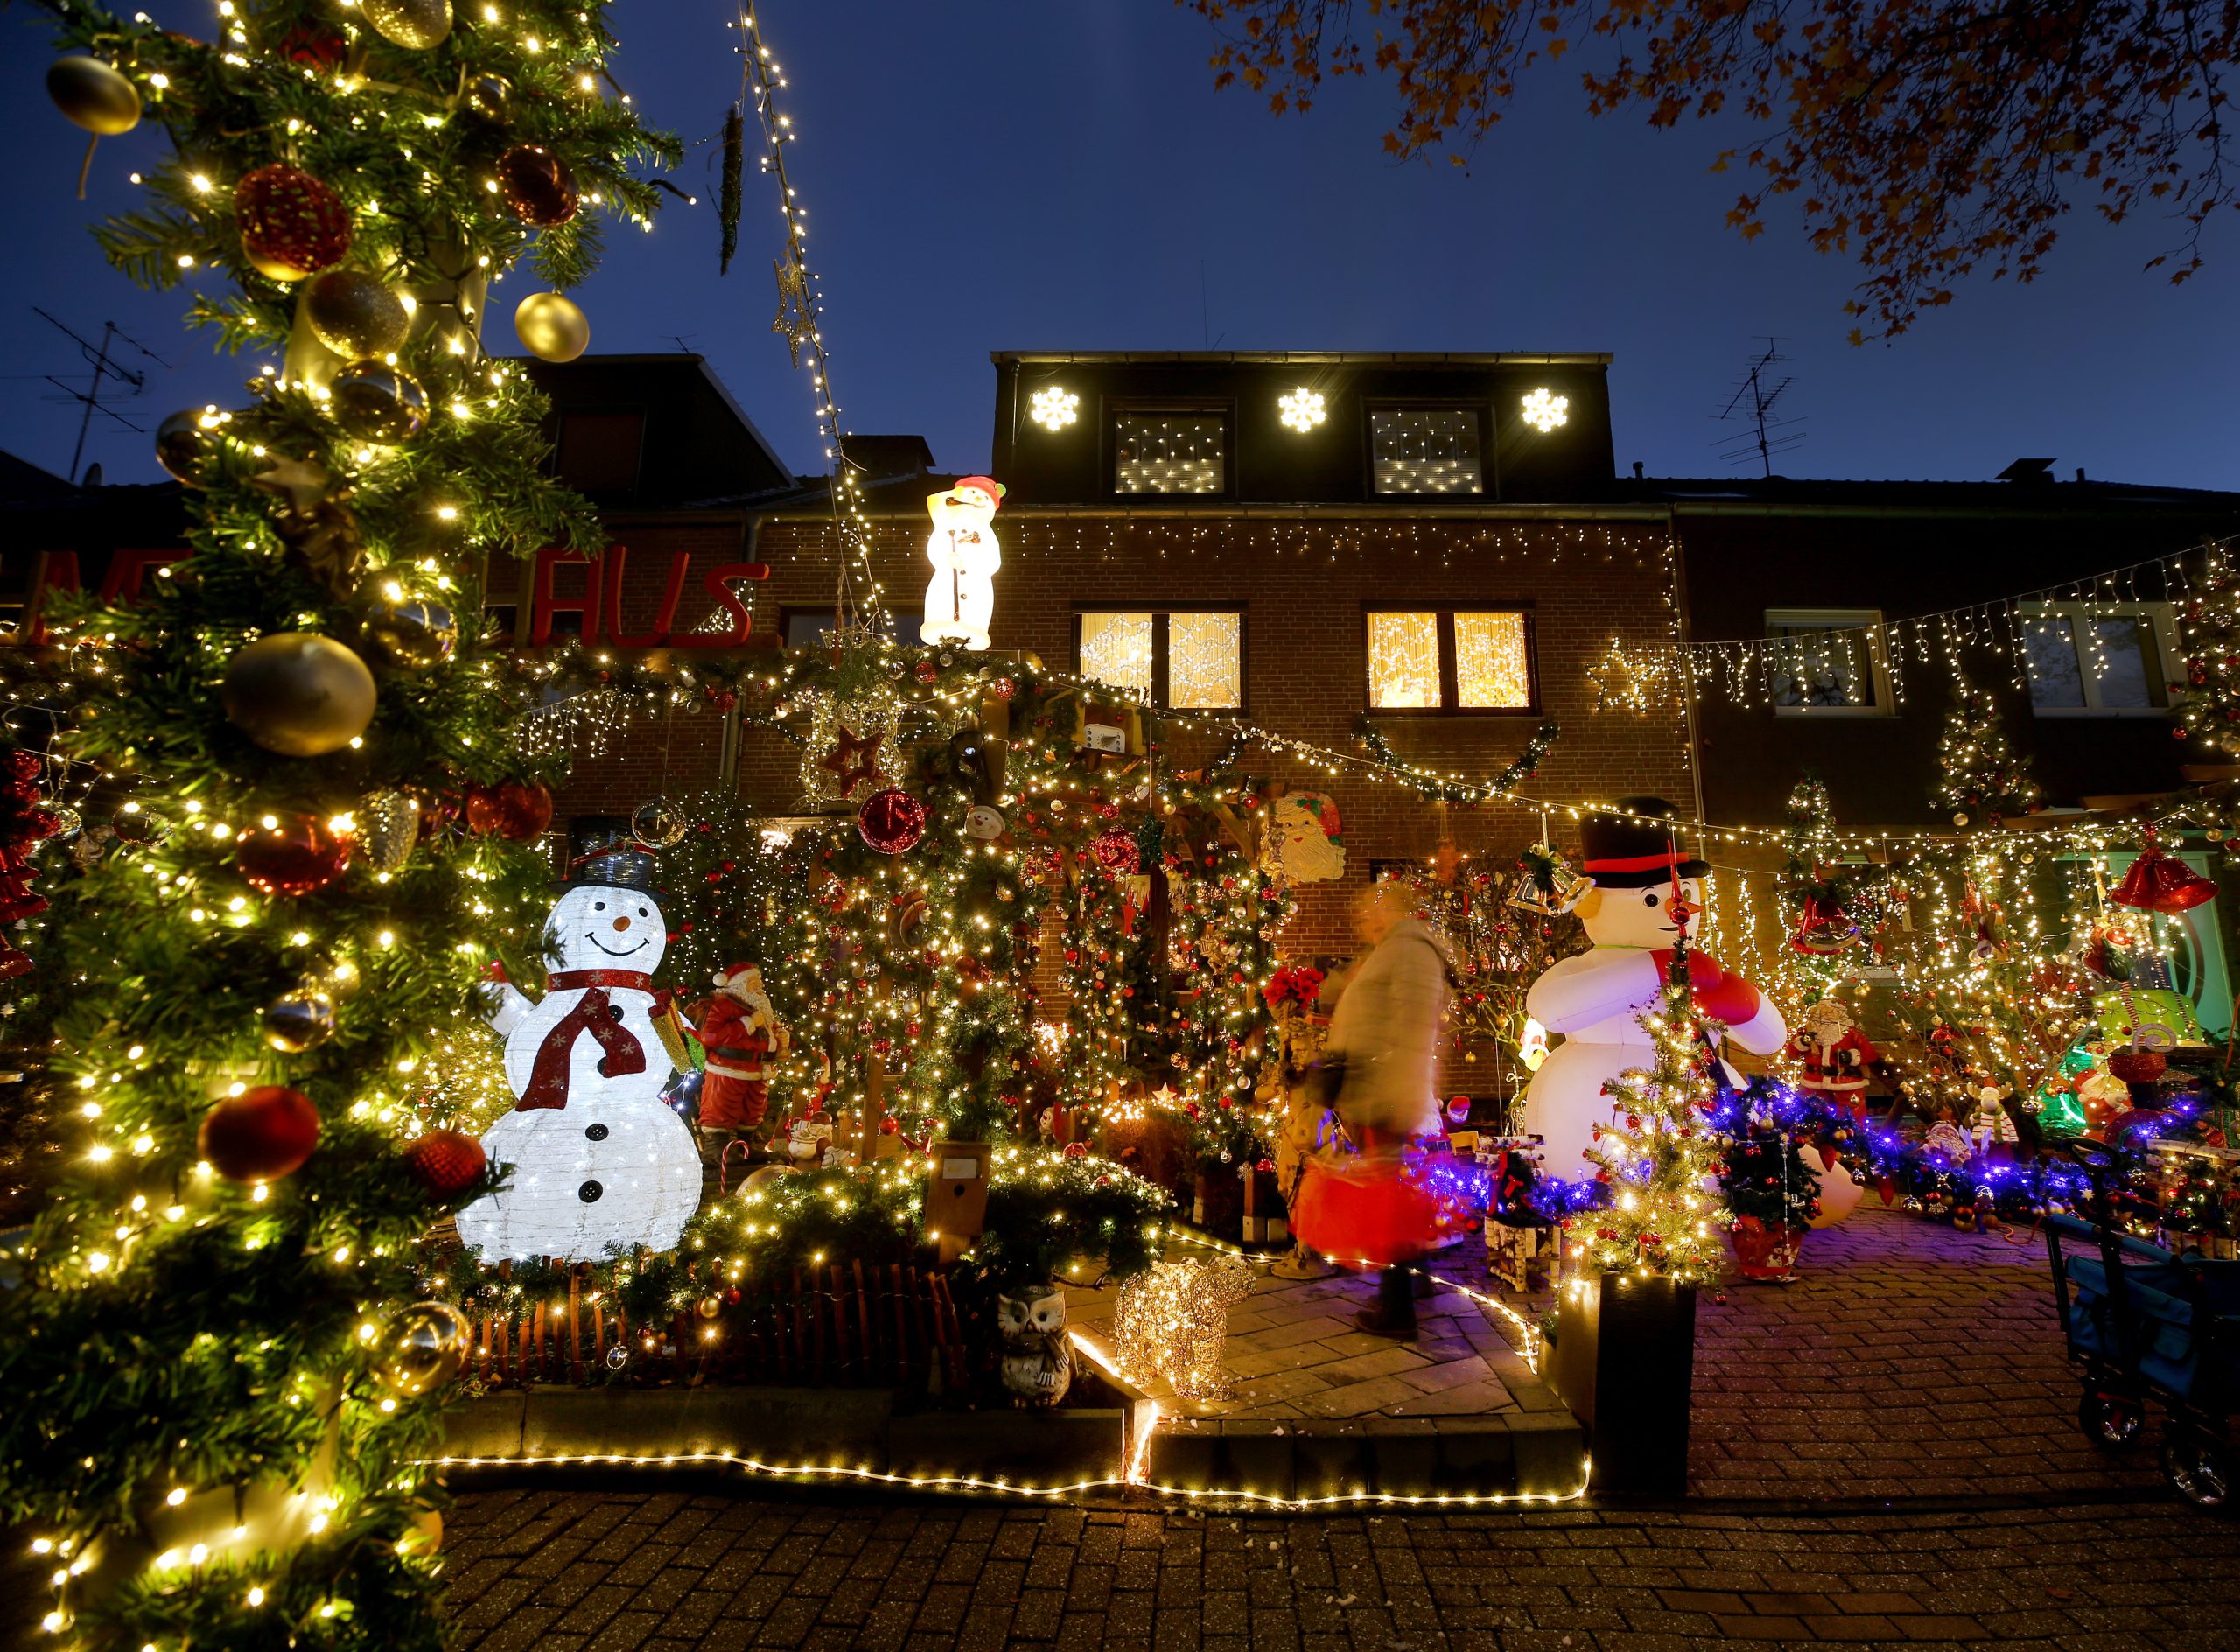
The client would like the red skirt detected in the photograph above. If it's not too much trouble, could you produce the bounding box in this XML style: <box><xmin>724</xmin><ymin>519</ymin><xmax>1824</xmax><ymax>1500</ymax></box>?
<box><xmin>1290</xmin><ymin>1158</ymin><xmax>1437</xmax><ymax>1267</ymax></box>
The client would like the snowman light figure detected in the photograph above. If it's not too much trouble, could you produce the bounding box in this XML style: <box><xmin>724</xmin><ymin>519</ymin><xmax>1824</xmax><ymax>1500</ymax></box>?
<box><xmin>1522</xmin><ymin>798</ymin><xmax>1787</xmax><ymax>1180</ymax></box>
<box><xmin>920</xmin><ymin>475</ymin><xmax>1005</xmax><ymax>652</ymax></box>
<box><xmin>456</xmin><ymin>825</ymin><xmax>702</xmax><ymax>1262</ymax></box>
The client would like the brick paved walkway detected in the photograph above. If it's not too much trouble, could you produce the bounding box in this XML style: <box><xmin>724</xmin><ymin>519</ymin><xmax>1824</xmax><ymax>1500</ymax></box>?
<box><xmin>1687</xmin><ymin>1203</ymin><xmax>2166</xmax><ymax>1502</ymax></box>
<box><xmin>439</xmin><ymin>1489</ymin><xmax>2240</xmax><ymax>1651</ymax></box>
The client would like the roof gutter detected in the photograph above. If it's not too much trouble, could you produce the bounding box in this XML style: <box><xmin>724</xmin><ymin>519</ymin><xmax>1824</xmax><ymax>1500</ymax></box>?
<box><xmin>748</xmin><ymin>499</ymin><xmax>2240</xmax><ymax>526</ymax></box>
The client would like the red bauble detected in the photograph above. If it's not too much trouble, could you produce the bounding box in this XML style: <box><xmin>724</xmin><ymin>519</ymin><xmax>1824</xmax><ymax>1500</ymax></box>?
<box><xmin>857</xmin><ymin>788</ymin><xmax>928</xmax><ymax>854</ymax></box>
<box><xmin>914</xmin><ymin>660</ymin><xmax>939</xmax><ymax>684</ymax></box>
<box><xmin>465</xmin><ymin>779</ymin><xmax>554</xmax><ymax>841</ymax></box>
<box><xmin>4</xmin><ymin>750</ymin><xmax>40</xmax><ymax>782</ymax></box>
<box><xmin>403</xmin><ymin>1129</ymin><xmax>487</xmax><ymax>1196</ymax></box>
<box><xmin>199</xmin><ymin>1086</ymin><xmax>320</xmax><ymax>1182</ymax></box>
<box><xmin>234</xmin><ymin>164</ymin><xmax>352</xmax><ymax>282</ymax></box>
<box><xmin>496</xmin><ymin>144</ymin><xmax>580</xmax><ymax>227</ymax></box>
<box><xmin>278</xmin><ymin>24</ymin><xmax>347</xmax><ymax>67</ymax></box>
<box><xmin>991</xmin><ymin>676</ymin><xmax>1016</xmax><ymax>701</ymax></box>
<box><xmin>237</xmin><ymin>814</ymin><xmax>352</xmax><ymax>896</ymax></box>
<box><xmin>1063</xmin><ymin>1141</ymin><xmax>1088</xmax><ymax>1158</ymax></box>
<box><xmin>1090</xmin><ymin>826</ymin><xmax>1139</xmax><ymax>876</ymax></box>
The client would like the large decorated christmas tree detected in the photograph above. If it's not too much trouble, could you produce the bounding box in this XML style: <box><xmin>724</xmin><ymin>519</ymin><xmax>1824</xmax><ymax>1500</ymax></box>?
<box><xmin>4</xmin><ymin>3</ymin><xmax>674</xmax><ymax>1644</ymax></box>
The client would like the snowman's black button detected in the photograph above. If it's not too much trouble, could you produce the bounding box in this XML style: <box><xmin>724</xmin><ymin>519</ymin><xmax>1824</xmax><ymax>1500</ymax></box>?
<box><xmin>584</xmin><ymin>1123</ymin><xmax>610</xmax><ymax>1141</ymax></box>
<box><xmin>578</xmin><ymin>1180</ymin><xmax>605</xmax><ymax>1203</ymax></box>
<box><xmin>607</xmin><ymin>1004</ymin><xmax>626</xmax><ymax>1022</ymax></box>
<box><xmin>597</xmin><ymin>1058</ymin><xmax>613</xmax><ymax>1076</ymax></box>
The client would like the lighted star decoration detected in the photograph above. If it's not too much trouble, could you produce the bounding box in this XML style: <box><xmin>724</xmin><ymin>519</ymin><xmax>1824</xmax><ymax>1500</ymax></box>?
<box><xmin>771</xmin><ymin>256</ymin><xmax>816</xmax><ymax>368</ymax></box>
<box><xmin>1278</xmin><ymin>388</ymin><xmax>1326</xmax><ymax>432</ymax></box>
<box><xmin>820</xmin><ymin>724</ymin><xmax>883</xmax><ymax>797</ymax></box>
<box><xmin>1029</xmin><ymin>387</ymin><xmax>1080</xmax><ymax>431</ymax></box>
<box><xmin>1586</xmin><ymin>638</ymin><xmax>1670</xmax><ymax>713</ymax></box>
<box><xmin>1521</xmin><ymin>388</ymin><xmax>1570</xmax><ymax>434</ymax></box>
<box><xmin>1149</xmin><ymin>1084</ymin><xmax>1180</xmax><ymax>1110</ymax></box>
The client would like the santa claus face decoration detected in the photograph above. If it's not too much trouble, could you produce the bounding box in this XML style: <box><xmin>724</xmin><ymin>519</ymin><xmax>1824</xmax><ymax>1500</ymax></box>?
<box><xmin>546</xmin><ymin>884</ymin><xmax>668</xmax><ymax>975</ymax></box>
<box><xmin>1578</xmin><ymin>876</ymin><xmax>1703</xmax><ymax>949</ymax></box>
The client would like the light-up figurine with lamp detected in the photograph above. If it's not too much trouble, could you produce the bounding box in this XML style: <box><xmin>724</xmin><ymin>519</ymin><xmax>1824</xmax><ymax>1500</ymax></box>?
<box><xmin>457</xmin><ymin>822</ymin><xmax>703</xmax><ymax>1261</ymax></box>
<box><xmin>1522</xmin><ymin>798</ymin><xmax>1788</xmax><ymax>1180</ymax></box>
<box><xmin>921</xmin><ymin>474</ymin><xmax>1005</xmax><ymax>651</ymax></box>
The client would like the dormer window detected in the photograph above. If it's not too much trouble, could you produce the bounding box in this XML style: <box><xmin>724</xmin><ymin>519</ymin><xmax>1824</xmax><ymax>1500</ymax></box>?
<box><xmin>1370</xmin><ymin>406</ymin><xmax>1485</xmax><ymax>495</ymax></box>
<box><xmin>1113</xmin><ymin>409</ymin><xmax>1228</xmax><ymax>495</ymax></box>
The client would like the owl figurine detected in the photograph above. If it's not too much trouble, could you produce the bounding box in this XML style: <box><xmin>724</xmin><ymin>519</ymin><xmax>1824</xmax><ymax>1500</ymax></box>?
<box><xmin>995</xmin><ymin>1284</ymin><xmax>1073</xmax><ymax>1409</ymax></box>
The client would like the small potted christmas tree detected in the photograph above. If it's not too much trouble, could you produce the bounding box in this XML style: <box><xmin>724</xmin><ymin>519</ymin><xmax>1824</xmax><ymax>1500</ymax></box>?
<box><xmin>1544</xmin><ymin>951</ymin><xmax>1729</xmax><ymax>1495</ymax></box>
<box><xmin>1720</xmin><ymin>1127</ymin><xmax>1821</xmax><ymax>1281</ymax></box>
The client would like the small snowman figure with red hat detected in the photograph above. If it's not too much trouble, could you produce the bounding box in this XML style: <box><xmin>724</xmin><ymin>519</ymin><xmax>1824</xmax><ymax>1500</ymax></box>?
<box><xmin>921</xmin><ymin>475</ymin><xmax>1005</xmax><ymax>651</ymax></box>
<box><xmin>694</xmin><ymin>962</ymin><xmax>788</xmax><ymax>1149</ymax></box>
<box><xmin>1522</xmin><ymin>797</ymin><xmax>1787</xmax><ymax>1179</ymax></box>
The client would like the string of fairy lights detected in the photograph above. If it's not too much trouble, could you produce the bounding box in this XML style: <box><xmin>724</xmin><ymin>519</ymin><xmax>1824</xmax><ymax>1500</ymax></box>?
<box><xmin>728</xmin><ymin>3</ymin><xmax>885</xmax><ymax>628</ymax></box>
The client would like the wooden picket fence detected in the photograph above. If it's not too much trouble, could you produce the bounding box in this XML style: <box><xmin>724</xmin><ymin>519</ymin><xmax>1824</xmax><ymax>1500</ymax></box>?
<box><xmin>471</xmin><ymin>1259</ymin><xmax>970</xmax><ymax>1391</ymax></box>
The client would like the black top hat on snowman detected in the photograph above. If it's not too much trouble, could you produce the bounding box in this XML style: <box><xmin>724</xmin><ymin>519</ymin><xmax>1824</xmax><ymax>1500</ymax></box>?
<box><xmin>561</xmin><ymin>815</ymin><xmax>658</xmax><ymax>891</ymax></box>
<box><xmin>1578</xmin><ymin>796</ymin><xmax>1708</xmax><ymax>888</ymax></box>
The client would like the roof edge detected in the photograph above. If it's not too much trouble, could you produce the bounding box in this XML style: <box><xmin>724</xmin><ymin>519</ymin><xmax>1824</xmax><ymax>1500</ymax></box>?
<box><xmin>989</xmin><ymin>350</ymin><xmax>1614</xmax><ymax>368</ymax></box>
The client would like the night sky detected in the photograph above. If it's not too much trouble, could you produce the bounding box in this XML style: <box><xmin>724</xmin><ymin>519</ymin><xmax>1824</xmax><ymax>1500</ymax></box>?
<box><xmin>2</xmin><ymin>2</ymin><xmax>2233</xmax><ymax>494</ymax></box>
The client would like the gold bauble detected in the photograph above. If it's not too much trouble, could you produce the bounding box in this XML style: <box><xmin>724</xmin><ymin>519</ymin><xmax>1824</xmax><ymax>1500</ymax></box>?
<box><xmin>360</xmin><ymin>0</ymin><xmax>452</xmax><ymax>50</ymax></box>
<box><xmin>695</xmin><ymin>1295</ymin><xmax>722</xmax><ymax>1320</ymax></box>
<box><xmin>398</xmin><ymin>1504</ymin><xmax>444</xmax><ymax>1557</ymax></box>
<box><xmin>260</xmin><ymin>986</ymin><xmax>336</xmax><ymax>1054</ymax></box>
<box><xmin>372</xmin><ymin>1301</ymin><xmax>471</xmax><ymax>1396</ymax></box>
<box><xmin>514</xmin><ymin>292</ymin><xmax>591</xmax><ymax>364</ymax></box>
<box><xmin>462</xmin><ymin>73</ymin><xmax>512</xmax><ymax>123</ymax></box>
<box><xmin>304</xmin><ymin>270</ymin><xmax>410</xmax><ymax>360</ymax></box>
<box><xmin>363</xmin><ymin>597</ymin><xmax>458</xmax><ymax>669</ymax></box>
<box><xmin>220</xmin><ymin>633</ymin><xmax>378</xmax><ymax>758</ymax></box>
<box><xmin>154</xmin><ymin>410</ymin><xmax>223</xmax><ymax>486</ymax></box>
<box><xmin>331</xmin><ymin>361</ymin><xmax>427</xmax><ymax>444</ymax></box>
<box><xmin>47</xmin><ymin>57</ymin><xmax>140</xmax><ymax>136</ymax></box>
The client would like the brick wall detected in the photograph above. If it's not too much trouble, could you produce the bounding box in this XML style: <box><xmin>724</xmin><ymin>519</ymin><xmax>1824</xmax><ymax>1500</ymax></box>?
<box><xmin>522</xmin><ymin>510</ymin><xmax>1691</xmax><ymax>1092</ymax></box>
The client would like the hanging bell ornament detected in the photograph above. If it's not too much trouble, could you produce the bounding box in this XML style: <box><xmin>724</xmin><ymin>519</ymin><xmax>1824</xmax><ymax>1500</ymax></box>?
<box><xmin>330</xmin><ymin>361</ymin><xmax>427</xmax><ymax>444</ymax></box>
<box><xmin>304</xmin><ymin>270</ymin><xmax>410</xmax><ymax>360</ymax></box>
<box><xmin>631</xmin><ymin>795</ymin><xmax>688</xmax><ymax>850</ymax></box>
<box><xmin>221</xmin><ymin>633</ymin><xmax>378</xmax><ymax>757</ymax></box>
<box><xmin>1507</xmin><ymin>844</ymin><xmax>1590</xmax><ymax>915</ymax></box>
<box><xmin>370</xmin><ymin>1301</ymin><xmax>472</xmax><ymax>1396</ymax></box>
<box><xmin>363</xmin><ymin>597</ymin><xmax>458</xmax><ymax>669</ymax></box>
<box><xmin>496</xmin><ymin>144</ymin><xmax>580</xmax><ymax>227</ymax></box>
<box><xmin>154</xmin><ymin>409</ymin><xmax>227</xmax><ymax>486</ymax></box>
<box><xmin>261</xmin><ymin>985</ymin><xmax>337</xmax><ymax>1054</ymax></box>
<box><xmin>2109</xmin><ymin>837</ymin><xmax>2217</xmax><ymax>914</ymax></box>
<box><xmin>47</xmin><ymin>57</ymin><xmax>141</xmax><ymax>135</ymax></box>
<box><xmin>514</xmin><ymin>292</ymin><xmax>591</xmax><ymax>363</ymax></box>
<box><xmin>234</xmin><ymin>163</ymin><xmax>353</xmax><ymax>283</ymax></box>
<box><xmin>356</xmin><ymin>789</ymin><xmax>422</xmax><ymax>874</ymax></box>
<box><xmin>360</xmin><ymin>0</ymin><xmax>453</xmax><ymax>50</ymax></box>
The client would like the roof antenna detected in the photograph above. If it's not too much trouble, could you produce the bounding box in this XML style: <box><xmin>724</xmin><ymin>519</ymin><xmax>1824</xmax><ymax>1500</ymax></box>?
<box><xmin>32</xmin><ymin>307</ymin><xmax>167</xmax><ymax>484</ymax></box>
<box><xmin>1714</xmin><ymin>337</ymin><xmax>1804</xmax><ymax>477</ymax></box>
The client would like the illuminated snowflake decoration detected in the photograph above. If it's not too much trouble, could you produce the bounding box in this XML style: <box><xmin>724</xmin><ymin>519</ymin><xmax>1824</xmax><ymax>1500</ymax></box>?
<box><xmin>1278</xmin><ymin>388</ymin><xmax>1326</xmax><ymax>432</ymax></box>
<box><xmin>1521</xmin><ymin>388</ymin><xmax>1570</xmax><ymax>433</ymax></box>
<box><xmin>1029</xmin><ymin>387</ymin><xmax>1080</xmax><ymax>431</ymax></box>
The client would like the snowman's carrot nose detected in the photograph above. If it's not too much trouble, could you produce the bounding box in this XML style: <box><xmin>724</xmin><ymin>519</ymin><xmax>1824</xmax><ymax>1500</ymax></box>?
<box><xmin>612</xmin><ymin>916</ymin><xmax>632</xmax><ymax>932</ymax></box>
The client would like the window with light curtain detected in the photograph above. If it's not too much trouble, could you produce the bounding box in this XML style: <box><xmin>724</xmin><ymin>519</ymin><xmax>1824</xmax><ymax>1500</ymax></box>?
<box><xmin>1077</xmin><ymin>611</ymin><xmax>1242</xmax><ymax>710</ymax></box>
<box><xmin>1366</xmin><ymin>611</ymin><xmax>1531</xmax><ymax>710</ymax></box>
<box><xmin>1370</xmin><ymin>408</ymin><xmax>1484</xmax><ymax>495</ymax></box>
<box><xmin>1113</xmin><ymin>412</ymin><xmax>1227</xmax><ymax>494</ymax></box>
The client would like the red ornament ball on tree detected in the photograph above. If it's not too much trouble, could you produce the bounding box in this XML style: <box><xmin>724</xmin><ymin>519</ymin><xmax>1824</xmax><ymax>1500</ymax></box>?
<box><xmin>403</xmin><ymin>1129</ymin><xmax>486</xmax><ymax>1196</ymax></box>
<box><xmin>1090</xmin><ymin>825</ymin><xmax>1139</xmax><ymax>876</ymax></box>
<box><xmin>237</xmin><ymin>814</ymin><xmax>353</xmax><ymax>896</ymax></box>
<box><xmin>199</xmin><ymin>1086</ymin><xmax>321</xmax><ymax>1182</ymax></box>
<box><xmin>234</xmin><ymin>163</ymin><xmax>352</xmax><ymax>282</ymax></box>
<box><xmin>465</xmin><ymin>779</ymin><xmax>554</xmax><ymax>841</ymax></box>
<box><xmin>857</xmin><ymin>788</ymin><xmax>927</xmax><ymax>854</ymax></box>
<box><xmin>496</xmin><ymin>144</ymin><xmax>580</xmax><ymax>227</ymax></box>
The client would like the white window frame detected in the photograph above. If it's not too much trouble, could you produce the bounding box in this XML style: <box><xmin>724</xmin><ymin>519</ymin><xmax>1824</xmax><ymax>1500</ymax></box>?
<box><xmin>1765</xmin><ymin>607</ymin><xmax>1895</xmax><ymax>718</ymax></box>
<box><xmin>2019</xmin><ymin>600</ymin><xmax>2180</xmax><ymax>718</ymax></box>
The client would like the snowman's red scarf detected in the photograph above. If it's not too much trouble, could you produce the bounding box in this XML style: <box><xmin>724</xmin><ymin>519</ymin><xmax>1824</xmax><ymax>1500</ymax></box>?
<box><xmin>518</xmin><ymin>971</ymin><xmax>658</xmax><ymax>1110</ymax></box>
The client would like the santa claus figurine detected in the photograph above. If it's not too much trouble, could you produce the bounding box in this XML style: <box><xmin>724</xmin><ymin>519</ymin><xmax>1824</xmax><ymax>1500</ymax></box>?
<box><xmin>1522</xmin><ymin>799</ymin><xmax>1787</xmax><ymax>1179</ymax></box>
<box><xmin>1788</xmin><ymin>998</ymin><xmax>1881</xmax><ymax>1119</ymax></box>
<box><xmin>693</xmin><ymin>963</ymin><xmax>788</xmax><ymax>1156</ymax></box>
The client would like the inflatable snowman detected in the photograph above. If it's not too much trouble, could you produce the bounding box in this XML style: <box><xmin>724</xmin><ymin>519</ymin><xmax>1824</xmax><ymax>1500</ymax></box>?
<box><xmin>1522</xmin><ymin>799</ymin><xmax>1787</xmax><ymax>1180</ymax></box>
<box><xmin>456</xmin><ymin>827</ymin><xmax>702</xmax><ymax>1261</ymax></box>
<box><xmin>920</xmin><ymin>475</ymin><xmax>1004</xmax><ymax>652</ymax></box>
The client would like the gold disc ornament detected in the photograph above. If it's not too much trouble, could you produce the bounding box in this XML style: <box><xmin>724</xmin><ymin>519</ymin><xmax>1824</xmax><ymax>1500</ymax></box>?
<box><xmin>330</xmin><ymin>361</ymin><xmax>427</xmax><ymax>444</ymax></box>
<box><xmin>360</xmin><ymin>0</ymin><xmax>453</xmax><ymax>51</ymax></box>
<box><xmin>514</xmin><ymin>292</ymin><xmax>590</xmax><ymax>363</ymax></box>
<box><xmin>220</xmin><ymin>633</ymin><xmax>378</xmax><ymax>758</ymax></box>
<box><xmin>304</xmin><ymin>270</ymin><xmax>410</xmax><ymax>360</ymax></box>
<box><xmin>46</xmin><ymin>57</ymin><xmax>141</xmax><ymax>135</ymax></box>
<box><xmin>371</xmin><ymin>1302</ymin><xmax>472</xmax><ymax>1396</ymax></box>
